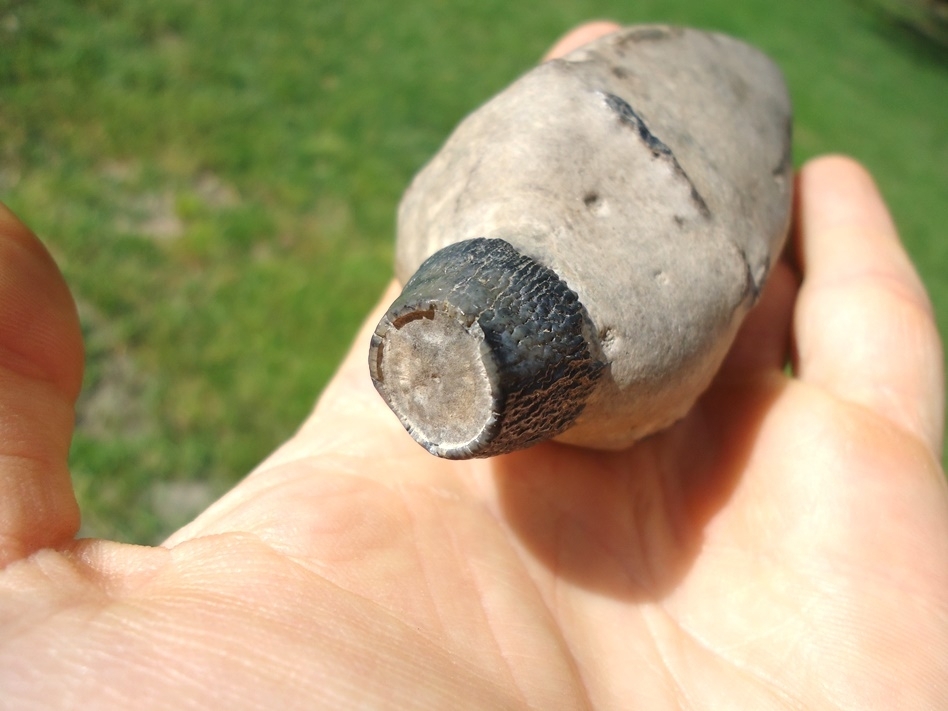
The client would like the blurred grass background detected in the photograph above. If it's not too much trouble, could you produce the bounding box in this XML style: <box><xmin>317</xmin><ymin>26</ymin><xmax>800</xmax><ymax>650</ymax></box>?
<box><xmin>1</xmin><ymin>0</ymin><xmax>945</xmax><ymax>543</ymax></box>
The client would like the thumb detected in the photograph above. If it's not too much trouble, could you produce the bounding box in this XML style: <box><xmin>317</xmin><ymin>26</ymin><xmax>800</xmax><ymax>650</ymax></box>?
<box><xmin>0</xmin><ymin>203</ymin><xmax>84</xmax><ymax>566</ymax></box>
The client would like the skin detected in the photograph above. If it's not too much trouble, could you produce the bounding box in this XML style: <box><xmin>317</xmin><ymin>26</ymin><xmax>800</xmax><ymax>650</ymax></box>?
<box><xmin>1</xmin><ymin>22</ymin><xmax>947</xmax><ymax>710</ymax></box>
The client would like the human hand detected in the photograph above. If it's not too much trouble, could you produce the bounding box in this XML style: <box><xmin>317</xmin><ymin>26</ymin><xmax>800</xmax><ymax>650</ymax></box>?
<box><xmin>2</xmin><ymin>23</ymin><xmax>947</xmax><ymax>710</ymax></box>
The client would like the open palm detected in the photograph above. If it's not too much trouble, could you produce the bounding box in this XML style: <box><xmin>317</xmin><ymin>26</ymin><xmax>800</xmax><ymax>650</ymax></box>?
<box><xmin>2</xmin><ymin>25</ymin><xmax>947</xmax><ymax>710</ymax></box>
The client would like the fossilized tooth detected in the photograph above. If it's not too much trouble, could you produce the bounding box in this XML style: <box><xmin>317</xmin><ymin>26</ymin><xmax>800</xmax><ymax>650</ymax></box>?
<box><xmin>369</xmin><ymin>25</ymin><xmax>793</xmax><ymax>459</ymax></box>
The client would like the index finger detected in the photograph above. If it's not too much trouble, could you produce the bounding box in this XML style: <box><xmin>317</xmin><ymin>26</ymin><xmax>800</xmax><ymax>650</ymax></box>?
<box><xmin>792</xmin><ymin>155</ymin><xmax>944</xmax><ymax>455</ymax></box>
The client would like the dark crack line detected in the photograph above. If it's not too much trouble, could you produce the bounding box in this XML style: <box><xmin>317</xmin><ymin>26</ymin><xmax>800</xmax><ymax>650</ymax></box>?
<box><xmin>599</xmin><ymin>91</ymin><xmax>711</xmax><ymax>218</ymax></box>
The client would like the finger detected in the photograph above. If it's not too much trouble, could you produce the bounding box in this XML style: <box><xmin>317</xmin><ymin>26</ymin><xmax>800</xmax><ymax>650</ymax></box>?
<box><xmin>0</xmin><ymin>203</ymin><xmax>84</xmax><ymax>566</ymax></box>
<box><xmin>543</xmin><ymin>20</ymin><xmax>621</xmax><ymax>61</ymax></box>
<box><xmin>793</xmin><ymin>155</ymin><xmax>944</xmax><ymax>454</ymax></box>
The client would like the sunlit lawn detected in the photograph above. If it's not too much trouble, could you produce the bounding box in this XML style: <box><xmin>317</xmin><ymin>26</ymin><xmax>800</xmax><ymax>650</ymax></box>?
<box><xmin>2</xmin><ymin>0</ymin><xmax>946</xmax><ymax>542</ymax></box>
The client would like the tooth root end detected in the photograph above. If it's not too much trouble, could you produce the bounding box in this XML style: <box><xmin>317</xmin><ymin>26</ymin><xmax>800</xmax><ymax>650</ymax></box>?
<box><xmin>370</xmin><ymin>303</ymin><xmax>501</xmax><ymax>459</ymax></box>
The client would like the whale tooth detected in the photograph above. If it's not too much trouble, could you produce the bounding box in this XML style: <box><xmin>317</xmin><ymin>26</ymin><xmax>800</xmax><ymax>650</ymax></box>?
<box><xmin>370</xmin><ymin>25</ymin><xmax>793</xmax><ymax>458</ymax></box>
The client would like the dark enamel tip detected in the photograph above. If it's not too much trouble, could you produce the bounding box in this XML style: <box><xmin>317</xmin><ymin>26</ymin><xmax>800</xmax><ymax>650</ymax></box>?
<box><xmin>369</xmin><ymin>237</ymin><xmax>604</xmax><ymax>459</ymax></box>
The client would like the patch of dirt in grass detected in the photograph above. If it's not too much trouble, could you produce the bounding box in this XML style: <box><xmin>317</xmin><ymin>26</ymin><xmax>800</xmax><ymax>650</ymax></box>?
<box><xmin>0</xmin><ymin>166</ymin><xmax>21</xmax><ymax>192</ymax></box>
<box><xmin>194</xmin><ymin>171</ymin><xmax>240</xmax><ymax>208</ymax></box>
<box><xmin>105</xmin><ymin>164</ymin><xmax>240</xmax><ymax>241</ymax></box>
<box><xmin>116</xmin><ymin>190</ymin><xmax>184</xmax><ymax>241</ymax></box>
<box><xmin>74</xmin><ymin>299</ymin><xmax>153</xmax><ymax>440</ymax></box>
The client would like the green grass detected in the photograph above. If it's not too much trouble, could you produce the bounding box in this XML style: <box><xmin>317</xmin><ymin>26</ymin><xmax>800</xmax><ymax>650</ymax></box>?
<box><xmin>1</xmin><ymin>0</ymin><xmax>946</xmax><ymax>543</ymax></box>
